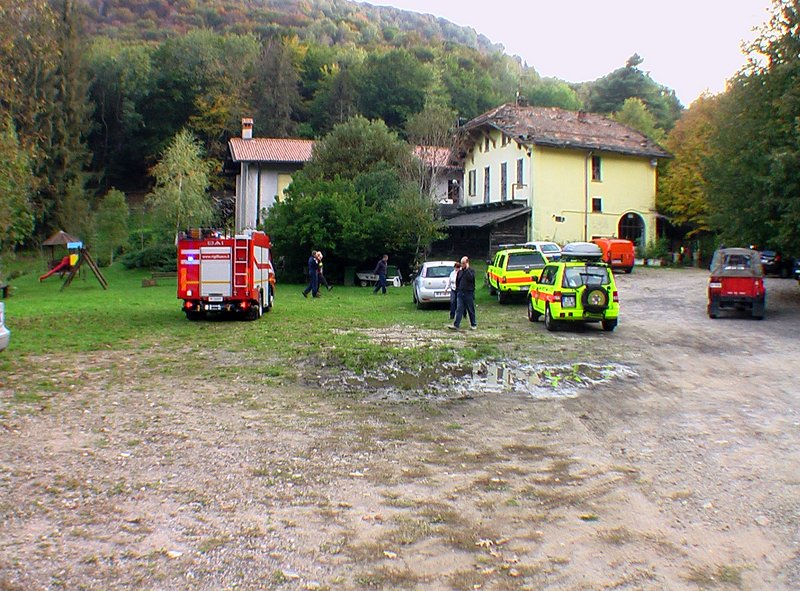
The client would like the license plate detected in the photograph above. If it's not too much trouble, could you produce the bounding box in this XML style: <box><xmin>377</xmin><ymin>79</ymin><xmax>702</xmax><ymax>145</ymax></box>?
<box><xmin>709</xmin><ymin>282</ymin><xmax>722</xmax><ymax>289</ymax></box>
<box><xmin>612</xmin><ymin>258</ymin><xmax>622</xmax><ymax>263</ymax></box>
<box><xmin>518</xmin><ymin>286</ymin><xmax>529</xmax><ymax>292</ymax></box>
<box><xmin>434</xmin><ymin>291</ymin><xmax>447</xmax><ymax>297</ymax></box>
<box><xmin>206</xmin><ymin>304</ymin><xmax>222</xmax><ymax>311</ymax></box>
<box><xmin>208</xmin><ymin>296</ymin><xmax>223</xmax><ymax>302</ymax></box>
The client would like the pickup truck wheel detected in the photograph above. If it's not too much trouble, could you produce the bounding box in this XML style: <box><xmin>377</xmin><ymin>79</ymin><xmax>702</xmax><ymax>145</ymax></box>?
<box><xmin>488</xmin><ymin>281</ymin><xmax>497</xmax><ymax>296</ymax></box>
<box><xmin>544</xmin><ymin>305</ymin><xmax>558</xmax><ymax>331</ymax></box>
<box><xmin>601</xmin><ymin>319</ymin><xmax>617</xmax><ymax>331</ymax></box>
<box><xmin>497</xmin><ymin>290</ymin><xmax>507</xmax><ymax>304</ymax></box>
<box><xmin>752</xmin><ymin>299</ymin><xmax>765</xmax><ymax>319</ymax></box>
<box><xmin>527</xmin><ymin>298</ymin><xmax>540</xmax><ymax>322</ymax></box>
<box><xmin>708</xmin><ymin>297</ymin><xmax>719</xmax><ymax>319</ymax></box>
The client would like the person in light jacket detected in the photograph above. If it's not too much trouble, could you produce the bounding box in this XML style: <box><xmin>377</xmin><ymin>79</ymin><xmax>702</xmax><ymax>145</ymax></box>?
<box><xmin>447</xmin><ymin>261</ymin><xmax>461</xmax><ymax>320</ymax></box>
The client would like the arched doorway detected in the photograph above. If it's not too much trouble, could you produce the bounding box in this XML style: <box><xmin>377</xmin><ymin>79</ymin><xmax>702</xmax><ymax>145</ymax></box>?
<box><xmin>618</xmin><ymin>212</ymin><xmax>645</xmax><ymax>246</ymax></box>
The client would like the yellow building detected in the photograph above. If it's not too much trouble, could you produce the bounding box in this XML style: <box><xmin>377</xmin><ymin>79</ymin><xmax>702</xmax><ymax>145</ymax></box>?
<box><xmin>460</xmin><ymin>103</ymin><xmax>671</xmax><ymax>249</ymax></box>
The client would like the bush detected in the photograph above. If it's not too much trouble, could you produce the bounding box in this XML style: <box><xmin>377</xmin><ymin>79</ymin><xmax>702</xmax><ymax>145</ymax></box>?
<box><xmin>119</xmin><ymin>244</ymin><xmax>177</xmax><ymax>271</ymax></box>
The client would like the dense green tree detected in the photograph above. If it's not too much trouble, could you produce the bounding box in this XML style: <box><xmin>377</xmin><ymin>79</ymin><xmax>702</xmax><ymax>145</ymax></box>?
<box><xmin>658</xmin><ymin>95</ymin><xmax>718</xmax><ymax>236</ymax></box>
<box><xmin>706</xmin><ymin>0</ymin><xmax>800</xmax><ymax>253</ymax></box>
<box><xmin>522</xmin><ymin>78</ymin><xmax>583</xmax><ymax>110</ymax></box>
<box><xmin>250</xmin><ymin>36</ymin><xmax>302</xmax><ymax>137</ymax></box>
<box><xmin>613</xmin><ymin>97</ymin><xmax>665</xmax><ymax>143</ymax></box>
<box><xmin>0</xmin><ymin>0</ymin><xmax>92</xmax><ymax>238</ymax></box>
<box><xmin>0</xmin><ymin>116</ymin><xmax>35</xmax><ymax>252</ymax></box>
<box><xmin>587</xmin><ymin>54</ymin><xmax>682</xmax><ymax>131</ymax></box>
<box><xmin>93</xmin><ymin>188</ymin><xmax>130</xmax><ymax>265</ymax></box>
<box><xmin>87</xmin><ymin>39</ymin><xmax>155</xmax><ymax>189</ymax></box>
<box><xmin>264</xmin><ymin>174</ymin><xmax>375</xmax><ymax>280</ymax></box>
<box><xmin>304</xmin><ymin>116</ymin><xmax>411</xmax><ymax>181</ymax></box>
<box><xmin>146</xmin><ymin>129</ymin><xmax>214</xmax><ymax>239</ymax></box>
<box><xmin>58</xmin><ymin>179</ymin><xmax>94</xmax><ymax>242</ymax></box>
<box><xmin>355</xmin><ymin>48</ymin><xmax>434</xmax><ymax>130</ymax></box>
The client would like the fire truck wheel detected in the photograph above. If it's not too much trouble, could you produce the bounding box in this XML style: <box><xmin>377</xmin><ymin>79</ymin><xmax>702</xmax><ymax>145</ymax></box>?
<box><xmin>246</xmin><ymin>300</ymin><xmax>260</xmax><ymax>321</ymax></box>
<box><xmin>186</xmin><ymin>310</ymin><xmax>204</xmax><ymax>321</ymax></box>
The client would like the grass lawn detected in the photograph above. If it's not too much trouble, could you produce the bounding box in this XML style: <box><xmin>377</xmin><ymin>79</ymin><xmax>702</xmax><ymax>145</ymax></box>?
<box><xmin>1</xmin><ymin>257</ymin><xmax>555</xmax><ymax>389</ymax></box>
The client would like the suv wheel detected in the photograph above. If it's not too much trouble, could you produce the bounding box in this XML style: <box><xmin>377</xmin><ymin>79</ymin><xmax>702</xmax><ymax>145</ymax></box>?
<box><xmin>527</xmin><ymin>298</ymin><xmax>540</xmax><ymax>322</ymax></box>
<box><xmin>544</xmin><ymin>305</ymin><xmax>558</xmax><ymax>331</ymax></box>
<box><xmin>601</xmin><ymin>319</ymin><xmax>617</xmax><ymax>331</ymax></box>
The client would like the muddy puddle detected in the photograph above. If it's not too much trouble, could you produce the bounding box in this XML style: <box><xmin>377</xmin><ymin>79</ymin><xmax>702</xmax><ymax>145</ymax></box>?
<box><xmin>321</xmin><ymin>360</ymin><xmax>638</xmax><ymax>402</ymax></box>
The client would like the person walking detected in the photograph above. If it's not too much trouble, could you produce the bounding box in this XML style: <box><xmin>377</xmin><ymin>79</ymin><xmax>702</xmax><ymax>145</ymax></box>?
<box><xmin>447</xmin><ymin>261</ymin><xmax>461</xmax><ymax>320</ymax></box>
<box><xmin>450</xmin><ymin>256</ymin><xmax>476</xmax><ymax>330</ymax></box>
<box><xmin>373</xmin><ymin>254</ymin><xmax>389</xmax><ymax>295</ymax></box>
<box><xmin>316</xmin><ymin>251</ymin><xmax>332</xmax><ymax>291</ymax></box>
<box><xmin>302</xmin><ymin>250</ymin><xmax>320</xmax><ymax>298</ymax></box>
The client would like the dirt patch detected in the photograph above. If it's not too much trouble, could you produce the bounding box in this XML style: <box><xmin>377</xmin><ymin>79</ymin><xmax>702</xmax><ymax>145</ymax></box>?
<box><xmin>2</xmin><ymin>269</ymin><xmax>800</xmax><ymax>590</ymax></box>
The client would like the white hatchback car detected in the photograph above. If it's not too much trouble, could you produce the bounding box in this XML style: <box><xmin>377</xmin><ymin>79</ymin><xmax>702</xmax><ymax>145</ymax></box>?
<box><xmin>524</xmin><ymin>241</ymin><xmax>562</xmax><ymax>261</ymax></box>
<box><xmin>412</xmin><ymin>260</ymin><xmax>458</xmax><ymax>309</ymax></box>
<box><xmin>0</xmin><ymin>302</ymin><xmax>10</xmax><ymax>352</ymax></box>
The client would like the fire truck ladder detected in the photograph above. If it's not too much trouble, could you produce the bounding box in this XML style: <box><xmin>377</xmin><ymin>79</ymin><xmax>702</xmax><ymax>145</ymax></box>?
<box><xmin>233</xmin><ymin>238</ymin><xmax>250</xmax><ymax>290</ymax></box>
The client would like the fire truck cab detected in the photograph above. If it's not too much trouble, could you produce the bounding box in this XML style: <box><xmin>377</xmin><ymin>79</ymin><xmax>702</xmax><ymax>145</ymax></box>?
<box><xmin>178</xmin><ymin>229</ymin><xmax>275</xmax><ymax>321</ymax></box>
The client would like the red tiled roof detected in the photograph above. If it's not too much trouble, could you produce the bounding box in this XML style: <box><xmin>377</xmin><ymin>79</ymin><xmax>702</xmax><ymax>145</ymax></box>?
<box><xmin>465</xmin><ymin>103</ymin><xmax>672</xmax><ymax>159</ymax></box>
<box><xmin>228</xmin><ymin>137</ymin><xmax>314</xmax><ymax>163</ymax></box>
<box><xmin>414</xmin><ymin>145</ymin><xmax>456</xmax><ymax>168</ymax></box>
<box><xmin>229</xmin><ymin>137</ymin><xmax>456</xmax><ymax>168</ymax></box>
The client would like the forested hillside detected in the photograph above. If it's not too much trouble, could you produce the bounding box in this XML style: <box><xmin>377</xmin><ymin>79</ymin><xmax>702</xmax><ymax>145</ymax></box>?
<box><xmin>1</xmin><ymin>0</ymin><xmax>683</xmax><ymax>254</ymax></box>
<box><xmin>78</xmin><ymin>0</ymin><xmax>502</xmax><ymax>52</ymax></box>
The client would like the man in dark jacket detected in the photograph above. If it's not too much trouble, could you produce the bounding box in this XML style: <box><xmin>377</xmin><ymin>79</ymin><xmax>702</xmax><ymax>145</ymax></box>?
<box><xmin>450</xmin><ymin>256</ymin><xmax>477</xmax><ymax>330</ymax></box>
<box><xmin>373</xmin><ymin>254</ymin><xmax>389</xmax><ymax>294</ymax></box>
<box><xmin>302</xmin><ymin>250</ymin><xmax>319</xmax><ymax>298</ymax></box>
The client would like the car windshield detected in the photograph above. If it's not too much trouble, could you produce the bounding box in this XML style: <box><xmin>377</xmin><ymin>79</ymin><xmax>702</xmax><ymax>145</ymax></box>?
<box><xmin>507</xmin><ymin>252</ymin><xmax>545</xmax><ymax>270</ymax></box>
<box><xmin>723</xmin><ymin>254</ymin><xmax>751</xmax><ymax>270</ymax></box>
<box><xmin>539</xmin><ymin>244</ymin><xmax>560</xmax><ymax>253</ymax></box>
<box><xmin>561</xmin><ymin>265</ymin><xmax>610</xmax><ymax>288</ymax></box>
<box><xmin>424</xmin><ymin>265</ymin><xmax>452</xmax><ymax>278</ymax></box>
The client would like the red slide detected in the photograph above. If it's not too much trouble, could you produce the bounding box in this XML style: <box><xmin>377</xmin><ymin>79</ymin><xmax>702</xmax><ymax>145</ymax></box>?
<box><xmin>40</xmin><ymin>256</ymin><xmax>71</xmax><ymax>282</ymax></box>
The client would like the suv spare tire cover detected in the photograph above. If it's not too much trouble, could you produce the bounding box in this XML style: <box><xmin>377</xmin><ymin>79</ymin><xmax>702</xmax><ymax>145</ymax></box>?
<box><xmin>582</xmin><ymin>287</ymin><xmax>609</xmax><ymax>312</ymax></box>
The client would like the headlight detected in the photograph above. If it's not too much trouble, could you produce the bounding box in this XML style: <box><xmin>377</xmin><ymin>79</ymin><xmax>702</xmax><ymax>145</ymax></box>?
<box><xmin>561</xmin><ymin>294</ymin><xmax>576</xmax><ymax>308</ymax></box>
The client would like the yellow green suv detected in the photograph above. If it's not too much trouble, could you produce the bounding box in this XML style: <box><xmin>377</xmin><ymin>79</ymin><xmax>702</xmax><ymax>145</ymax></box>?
<box><xmin>527</xmin><ymin>242</ymin><xmax>619</xmax><ymax>331</ymax></box>
<box><xmin>486</xmin><ymin>245</ymin><xmax>547</xmax><ymax>303</ymax></box>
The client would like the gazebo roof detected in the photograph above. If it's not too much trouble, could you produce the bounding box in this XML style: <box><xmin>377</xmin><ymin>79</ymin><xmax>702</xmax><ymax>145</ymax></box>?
<box><xmin>42</xmin><ymin>230</ymin><xmax>80</xmax><ymax>246</ymax></box>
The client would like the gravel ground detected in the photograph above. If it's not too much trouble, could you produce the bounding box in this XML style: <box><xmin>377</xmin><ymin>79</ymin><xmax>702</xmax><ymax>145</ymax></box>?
<box><xmin>1</xmin><ymin>267</ymin><xmax>799</xmax><ymax>590</ymax></box>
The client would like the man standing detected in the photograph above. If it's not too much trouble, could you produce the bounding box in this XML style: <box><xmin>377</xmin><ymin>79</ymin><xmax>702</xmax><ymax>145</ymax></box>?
<box><xmin>373</xmin><ymin>254</ymin><xmax>389</xmax><ymax>295</ymax></box>
<box><xmin>302</xmin><ymin>250</ymin><xmax>319</xmax><ymax>298</ymax></box>
<box><xmin>450</xmin><ymin>256</ymin><xmax>476</xmax><ymax>330</ymax></box>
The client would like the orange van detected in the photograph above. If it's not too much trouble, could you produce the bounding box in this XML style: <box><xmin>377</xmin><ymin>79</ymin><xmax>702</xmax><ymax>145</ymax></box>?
<box><xmin>591</xmin><ymin>238</ymin><xmax>635</xmax><ymax>273</ymax></box>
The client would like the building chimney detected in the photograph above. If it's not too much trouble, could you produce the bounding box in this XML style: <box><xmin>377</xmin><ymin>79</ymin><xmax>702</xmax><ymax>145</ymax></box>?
<box><xmin>241</xmin><ymin>117</ymin><xmax>253</xmax><ymax>139</ymax></box>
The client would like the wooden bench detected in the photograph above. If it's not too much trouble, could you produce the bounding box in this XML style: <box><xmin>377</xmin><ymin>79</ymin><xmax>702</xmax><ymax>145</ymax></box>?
<box><xmin>142</xmin><ymin>271</ymin><xmax>177</xmax><ymax>287</ymax></box>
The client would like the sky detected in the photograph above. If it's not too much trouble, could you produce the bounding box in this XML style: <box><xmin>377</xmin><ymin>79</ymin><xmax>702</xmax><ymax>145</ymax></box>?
<box><xmin>355</xmin><ymin>0</ymin><xmax>774</xmax><ymax>107</ymax></box>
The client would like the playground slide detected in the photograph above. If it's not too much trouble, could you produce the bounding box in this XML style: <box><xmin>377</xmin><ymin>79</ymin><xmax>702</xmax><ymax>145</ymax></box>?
<box><xmin>39</xmin><ymin>256</ymin><xmax>70</xmax><ymax>282</ymax></box>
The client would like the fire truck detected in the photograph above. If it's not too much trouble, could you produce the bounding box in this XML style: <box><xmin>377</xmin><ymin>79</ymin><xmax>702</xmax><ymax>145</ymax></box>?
<box><xmin>177</xmin><ymin>229</ymin><xmax>275</xmax><ymax>320</ymax></box>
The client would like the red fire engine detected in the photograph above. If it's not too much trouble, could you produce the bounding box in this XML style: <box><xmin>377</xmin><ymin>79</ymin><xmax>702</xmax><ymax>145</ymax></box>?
<box><xmin>177</xmin><ymin>229</ymin><xmax>275</xmax><ymax>320</ymax></box>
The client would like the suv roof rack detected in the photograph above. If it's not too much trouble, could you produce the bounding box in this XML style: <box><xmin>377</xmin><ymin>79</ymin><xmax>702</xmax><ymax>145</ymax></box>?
<box><xmin>497</xmin><ymin>243</ymin><xmax>535</xmax><ymax>250</ymax></box>
<box><xmin>561</xmin><ymin>242</ymin><xmax>604</xmax><ymax>261</ymax></box>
